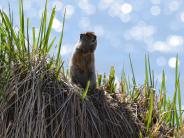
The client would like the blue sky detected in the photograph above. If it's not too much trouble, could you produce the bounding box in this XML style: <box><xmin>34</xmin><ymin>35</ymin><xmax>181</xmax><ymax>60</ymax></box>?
<box><xmin>1</xmin><ymin>0</ymin><xmax>184</xmax><ymax>99</ymax></box>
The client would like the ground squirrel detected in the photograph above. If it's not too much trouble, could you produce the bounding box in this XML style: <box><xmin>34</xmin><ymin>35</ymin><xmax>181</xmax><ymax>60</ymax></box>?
<box><xmin>70</xmin><ymin>32</ymin><xmax>97</xmax><ymax>91</ymax></box>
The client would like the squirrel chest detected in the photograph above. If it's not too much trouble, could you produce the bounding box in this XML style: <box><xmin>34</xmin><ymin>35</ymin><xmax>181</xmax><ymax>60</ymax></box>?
<box><xmin>72</xmin><ymin>52</ymin><xmax>94</xmax><ymax>73</ymax></box>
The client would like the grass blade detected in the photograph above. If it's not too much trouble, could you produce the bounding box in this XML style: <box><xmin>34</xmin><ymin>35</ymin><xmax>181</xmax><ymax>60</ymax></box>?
<box><xmin>129</xmin><ymin>54</ymin><xmax>136</xmax><ymax>87</ymax></box>
<box><xmin>146</xmin><ymin>90</ymin><xmax>154</xmax><ymax>133</ymax></box>
<box><xmin>81</xmin><ymin>81</ymin><xmax>90</xmax><ymax>100</ymax></box>
<box><xmin>56</xmin><ymin>8</ymin><xmax>66</xmax><ymax>67</ymax></box>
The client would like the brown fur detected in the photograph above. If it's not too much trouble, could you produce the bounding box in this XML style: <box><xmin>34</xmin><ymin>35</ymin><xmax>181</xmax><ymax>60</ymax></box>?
<box><xmin>70</xmin><ymin>32</ymin><xmax>97</xmax><ymax>91</ymax></box>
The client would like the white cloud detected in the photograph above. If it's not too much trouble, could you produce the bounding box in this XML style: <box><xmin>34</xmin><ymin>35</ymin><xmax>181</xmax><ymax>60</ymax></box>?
<box><xmin>60</xmin><ymin>44</ymin><xmax>73</xmax><ymax>56</ymax></box>
<box><xmin>179</xmin><ymin>11</ymin><xmax>184</xmax><ymax>23</ymax></box>
<box><xmin>156</xmin><ymin>57</ymin><xmax>167</xmax><ymax>67</ymax></box>
<box><xmin>98</xmin><ymin>0</ymin><xmax>114</xmax><ymax>10</ymax></box>
<box><xmin>52</xmin><ymin>18</ymin><xmax>63</xmax><ymax>32</ymax></box>
<box><xmin>78</xmin><ymin>17</ymin><xmax>92</xmax><ymax>30</ymax></box>
<box><xmin>124</xmin><ymin>22</ymin><xmax>156</xmax><ymax>42</ymax></box>
<box><xmin>150</xmin><ymin>41</ymin><xmax>170</xmax><ymax>52</ymax></box>
<box><xmin>168</xmin><ymin>1</ymin><xmax>180</xmax><ymax>12</ymax></box>
<box><xmin>166</xmin><ymin>35</ymin><xmax>183</xmax><ymax>47</ymax></box>
<box><xmin>150</xmin><ymin>6</ymin><xmax>161</xmax><ymax>16</ymax></box>
<box><xmin>149</xmin><ymin>35</ymin><xmax>184</xmax><ymax>53</ymax></box>
<box><xmin>108</xmin><ymin>2</ymin><xmax>121</xmax><ymax>17</ymax></box>
<box><xmin>94</xmin><ymin>25</ymin><xmax>105</xmax><ymax>37</ymax></box>
<box><xmin>99</xmin><ymin>1</ymin><xmax>133</xmax><ymax>23</ymax></box>
<box><xmin>52</xmin><ymin>0</ymin><xmax>62</xmax><ymax>11</ymax></box>
<box><xmin>168</xmin><ymin>57</ymin><xmax>180</xmax><ymax>68</ymax></box>
<box><xmin>150</xmin><ymin>0</ymin><xmax>161</xmax><ymax>5</ymax></box>
<box><xmin>119</xmin><ymin>14</ymin><xmax>131</xmax><ymax>23</ymax></box>
<box><xmin>78</xmin><ymin>0</ymin><xmax>96</xmax><ymax>15</ymax></box>
<box><xmin>65</xmin><ymin>5</ymin><xmax>75</xmax><ymax>19</ymax></box>
<box><xmin>120</xmin><ymin>3</ymin><xmax>133</xmax><ymax>15</ymax></box>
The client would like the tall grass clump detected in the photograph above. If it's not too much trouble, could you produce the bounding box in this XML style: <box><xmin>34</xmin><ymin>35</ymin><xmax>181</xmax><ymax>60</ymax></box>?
<box><xmin>0</xmin><ymin>0</ymin><xmax>140</xmax><ymax>138</ymax></box>
<box><xmin>117</xmin><ymin>55</ymin><xmax>184</xmax><ymax>137</ymax></box>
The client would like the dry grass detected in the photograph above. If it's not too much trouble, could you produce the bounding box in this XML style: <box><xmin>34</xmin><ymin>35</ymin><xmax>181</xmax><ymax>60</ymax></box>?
<box><xmin>0</xmin><ymin>59</ymin><xmax>139</xmax><ymax>138</ymax></box>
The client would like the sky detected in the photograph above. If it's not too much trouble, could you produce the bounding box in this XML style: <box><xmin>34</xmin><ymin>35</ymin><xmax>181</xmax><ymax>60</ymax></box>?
<box><xmin>0</xmin><ymin>0</ymin><xmax>184</xmax><ymax>99</ymax></box>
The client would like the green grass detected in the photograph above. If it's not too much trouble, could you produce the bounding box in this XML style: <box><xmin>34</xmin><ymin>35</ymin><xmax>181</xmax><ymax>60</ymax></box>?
<box><xmin>0</xmin><ymin>0</ymin><xmax>183</xmax><ymax>137</ymax></box>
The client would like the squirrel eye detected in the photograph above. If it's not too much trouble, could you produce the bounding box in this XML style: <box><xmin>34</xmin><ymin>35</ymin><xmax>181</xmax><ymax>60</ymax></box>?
<box><xmin>80</xmin><ymin>34</ymin><xmax>84</xmax><ymax>39</ymax></box>
<box><xmin>94</xmin><ymin>35</ymin><xmax>96</xmax><ymax>40</ymax></box>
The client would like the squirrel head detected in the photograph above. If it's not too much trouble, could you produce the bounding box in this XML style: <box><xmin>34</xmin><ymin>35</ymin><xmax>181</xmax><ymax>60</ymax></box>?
<box><xmin>77</xmin><ymin>32</ymin><xmax>97</xmax><ymax>53</ymax></box>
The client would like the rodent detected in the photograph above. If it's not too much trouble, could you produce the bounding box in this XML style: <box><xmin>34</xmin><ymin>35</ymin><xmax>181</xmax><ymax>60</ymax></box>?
<box><xmin>70</xmin><ymin>32</ymin><xmax>97</xmax><ymax>91</ymax></box>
